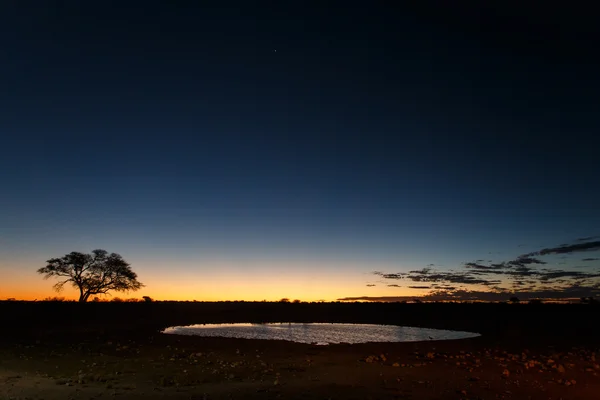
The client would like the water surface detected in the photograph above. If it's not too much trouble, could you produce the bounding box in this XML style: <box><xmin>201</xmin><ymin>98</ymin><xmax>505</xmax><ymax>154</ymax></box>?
<box><xmin>162</xmin><ymin>323</ymin><xmax>480</xmax><ymax>345</ymax></box>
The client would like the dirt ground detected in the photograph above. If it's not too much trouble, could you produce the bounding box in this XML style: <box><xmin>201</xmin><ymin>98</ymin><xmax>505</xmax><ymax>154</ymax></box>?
<box><xmin>1</xmin><ymin>302</ymin><xmax>599</xmax><ymax>399</ymax></box>
<box><xmin>1</xmin><ymin>330</ymin><xmax>599</xmax><ymax>399</ymax></box>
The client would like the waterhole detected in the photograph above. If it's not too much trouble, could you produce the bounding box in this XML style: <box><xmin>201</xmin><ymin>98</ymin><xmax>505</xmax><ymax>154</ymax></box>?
<box><xmin>162</xmin><ymin>323</ymin><xmax>480</xmax><ymax>345</ymax></box>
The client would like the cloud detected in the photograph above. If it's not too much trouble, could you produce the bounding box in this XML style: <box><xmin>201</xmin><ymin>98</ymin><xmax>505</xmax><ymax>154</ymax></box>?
<box><xmin>339</xmin><ymin>285</ymin><xmax>600</xmax><ymax>302</ymax></box>
<box><xmin>401</xmin><ymin>268</ymin><xmax>501</xmax><ymax>286</ymax></box>
<box><xmin>369</xmin><ymin>236</ymin><xmax>600</xmax><ymax>301</ymax></box>
<box><xmin>465</xmin><ymin>262</ymin><xmax>506</xmax><ymax>270</ymax></box>
<box><xmin>578</xmin><ymin>236</ymin><xmax>599</xmax><ymax>241</ymax></box>
<box><xmin>523</xmin><ymin>241</ymin><xmax>600</xmax><ymax>257</ymax></box>
<box><xmin>336</xmin><ymin>296</ymin><xmax>418</xmax><ymax>302</ymax></box>
<box><xmin>409</xmin><ymin>267</ymin><xmax>432</xmax><ymax>274</ymax></box>
<box><xmin>387</xmin><ymin>284</ymin><xmax>401</xmax><ymax>287</ymax></box>
<box><xmin>373</xmin><ymin>271</ymin><xmax>406</xmax><ymax>279</ymax></box>
<box><xmin>508</xmin><ymin>257</ymin><xmax>547</xmax><ymax>266</ymax></box>
<box><xmin>366</xmin><ymin>284</ymin><xmax>376</xmax><ymax>287</ymax></box>
<box><xmin>538</xmin><ymin>270</ymin><xmax>600</xmax><ymax>281</ymax></box>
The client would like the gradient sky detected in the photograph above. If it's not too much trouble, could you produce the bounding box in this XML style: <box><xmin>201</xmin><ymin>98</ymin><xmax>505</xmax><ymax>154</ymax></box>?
<box><xmin>1</xmin><ymin>3</ymin><xmax>599</xmax><ymax>301</ymax></box>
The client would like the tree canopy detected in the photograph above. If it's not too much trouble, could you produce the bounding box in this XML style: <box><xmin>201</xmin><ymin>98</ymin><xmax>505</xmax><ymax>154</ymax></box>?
<box><xmin>37</xmin><ymin>249</ymin><xmax>143</xmax><ymax>302</ymax></box>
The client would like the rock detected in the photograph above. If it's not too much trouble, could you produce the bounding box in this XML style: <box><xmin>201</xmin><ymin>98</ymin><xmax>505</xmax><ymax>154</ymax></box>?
<box><xmin>502</xmin><ymin>369</ymin><xmax>510</xmax><ymax>378</ymax></box>
<box><xmin>380</xmin><ymin>354</ymin><xmax>387</xmax><ymax>362</ymax></box>
<box><xmin>557</xmin><ymin>364</ymin><xmax>566</xmax><ymax>373</ymax></box>
<box><xmin>426</xmin><ymin>352</ymin><xmax>435</xmax><ymax>359</ymax></box>
<box><xmin>392</xmin><ymin>363</ymin><xmax>400</xmax><ymax>367</ymax></box>
<box><xmin>365</xmin><ymin>355</ymin><xmax>378</xmax><ymax>363</ymax></box>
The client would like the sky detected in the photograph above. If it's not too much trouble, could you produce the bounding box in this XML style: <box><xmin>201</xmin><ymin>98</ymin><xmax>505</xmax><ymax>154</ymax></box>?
<box><xmin>1</xmin><ymin>2</ymin><xmax>599</xmax><ymax>301</ymax></box>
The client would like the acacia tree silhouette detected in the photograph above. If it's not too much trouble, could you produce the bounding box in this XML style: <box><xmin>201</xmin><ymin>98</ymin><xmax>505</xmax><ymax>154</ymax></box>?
<box><xmin>37</xmin><ymin>249</ymin><xmax>143</xmax><ymax>302</ymax></box>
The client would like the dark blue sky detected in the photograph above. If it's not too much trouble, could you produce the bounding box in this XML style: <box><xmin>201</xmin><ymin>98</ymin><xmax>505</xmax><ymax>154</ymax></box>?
<box><xmin>1</xmin><ymin>2</ymin><xmax>599</xmax><ymax>300</ymax></box>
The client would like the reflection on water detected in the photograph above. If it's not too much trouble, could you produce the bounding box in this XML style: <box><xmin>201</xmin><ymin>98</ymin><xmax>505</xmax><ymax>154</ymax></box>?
<box><xmin>161</xmin><ymin>323</ymin><xmax>480</xmax><ymax>345</ymax></box>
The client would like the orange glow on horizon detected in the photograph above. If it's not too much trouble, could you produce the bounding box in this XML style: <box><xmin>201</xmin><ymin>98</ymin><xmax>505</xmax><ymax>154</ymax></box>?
<box><xmin>1</xmin><ymin>278</ymin><xmax>417</xmax><ymax>303</ymax></box>
<box><xmin>1</xmin><ymin>257</ymin><xmax>417</xmax><ymax>302</ymax></box>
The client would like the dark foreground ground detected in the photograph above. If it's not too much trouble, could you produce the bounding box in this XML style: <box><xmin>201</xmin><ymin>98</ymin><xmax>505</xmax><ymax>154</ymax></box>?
<box><xmin>1</xmin><ymin>302</ymin><xmax>599</xmax><ymax>399</ymax></box>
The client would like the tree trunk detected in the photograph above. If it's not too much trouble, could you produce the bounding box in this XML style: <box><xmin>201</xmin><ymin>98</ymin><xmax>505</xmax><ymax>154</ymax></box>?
<box><xmin>78</xmin><ymin>287</ymin><xmax>92</xmax><ymax>302</ymax></box>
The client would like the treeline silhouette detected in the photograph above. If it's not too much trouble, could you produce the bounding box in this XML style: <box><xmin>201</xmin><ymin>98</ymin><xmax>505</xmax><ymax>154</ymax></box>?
<box><xmin>1</xmin><ymin>301</ymin><xmax>599</xmax><ymax>347</ymax></box>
